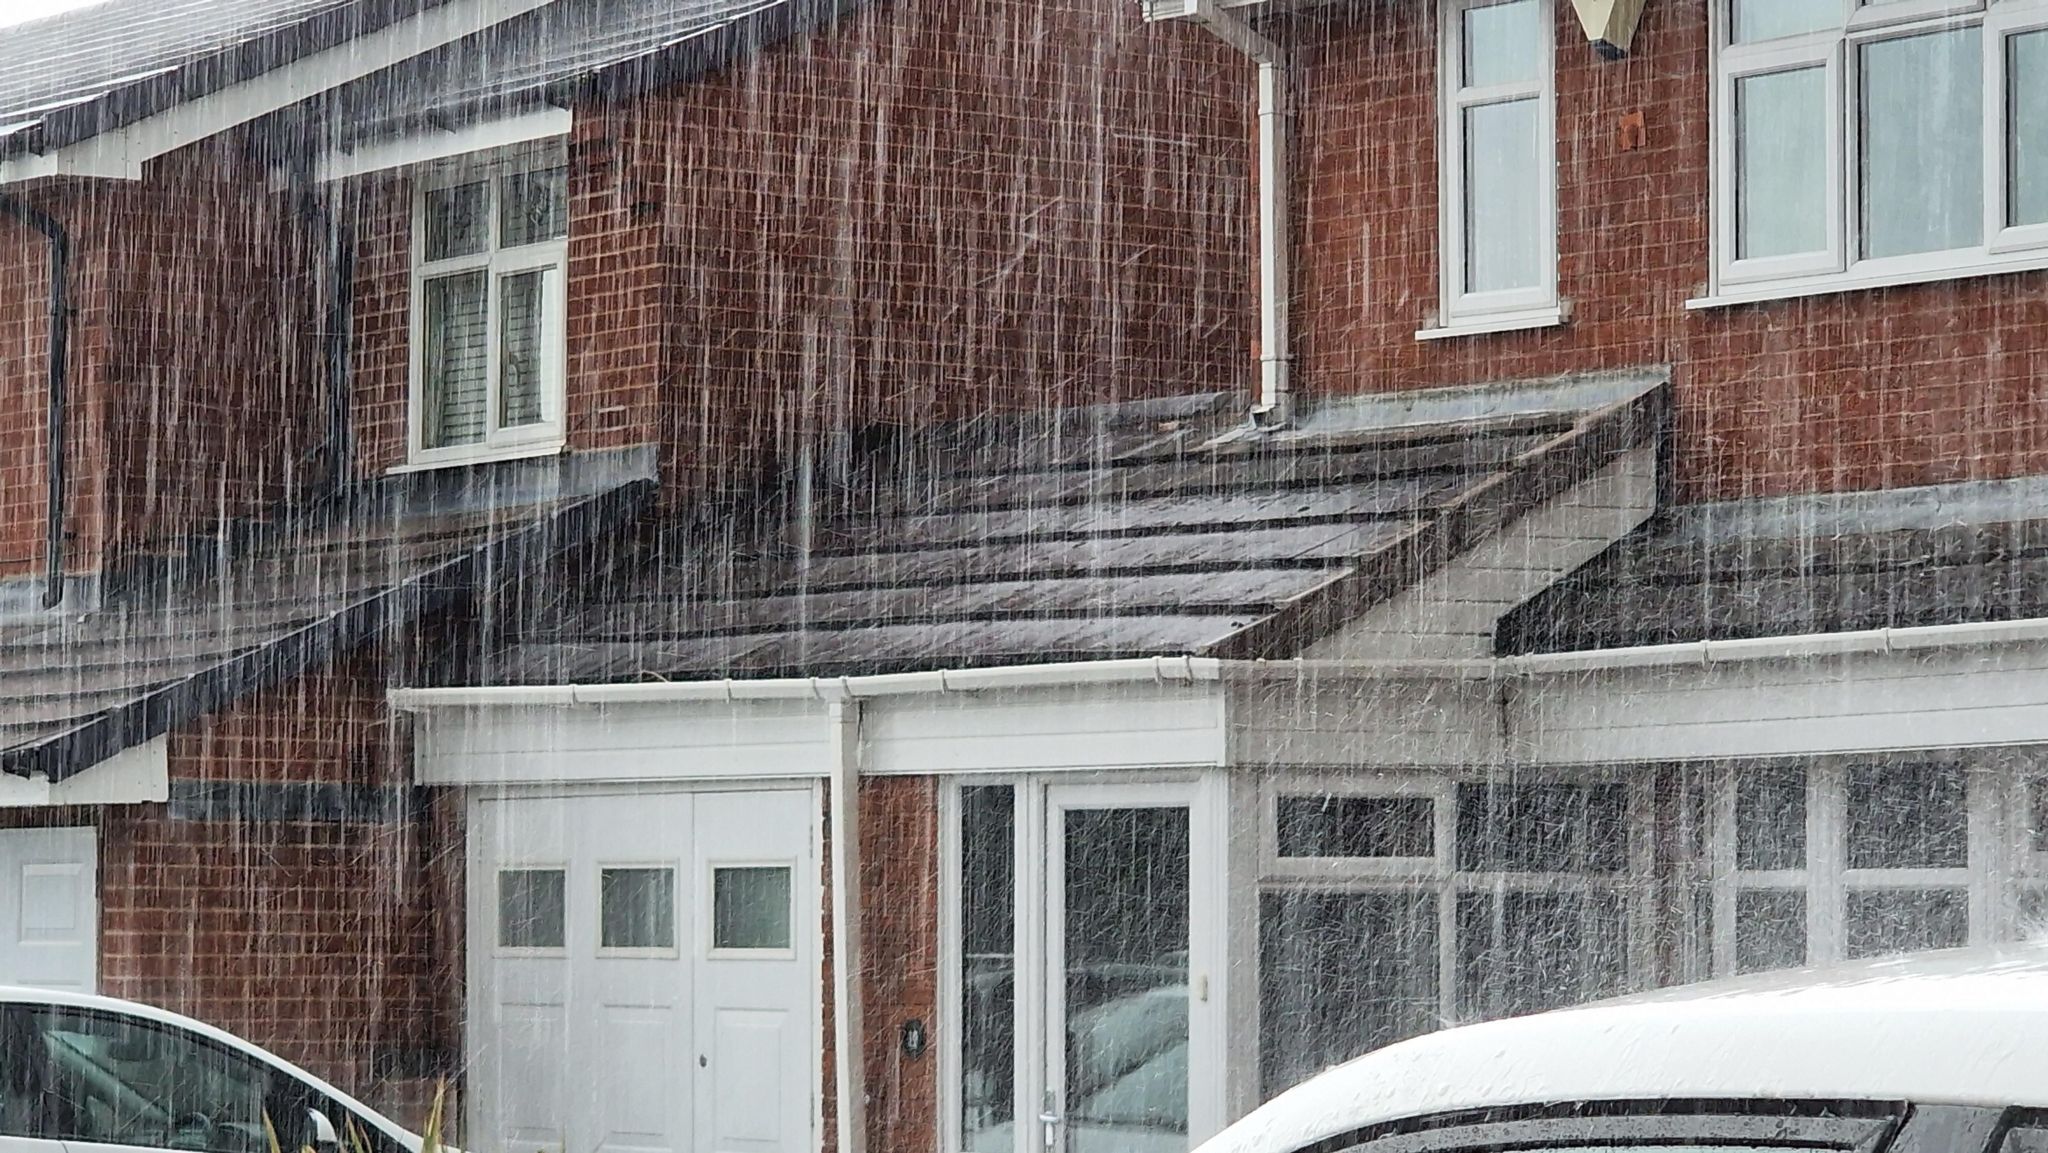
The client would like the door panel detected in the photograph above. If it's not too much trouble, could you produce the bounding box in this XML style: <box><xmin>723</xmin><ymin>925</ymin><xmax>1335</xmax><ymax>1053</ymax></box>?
<box><xmin>0</xmin><ymin>827</ymin><xmax>97</xmax><ymax>992</ymax></box>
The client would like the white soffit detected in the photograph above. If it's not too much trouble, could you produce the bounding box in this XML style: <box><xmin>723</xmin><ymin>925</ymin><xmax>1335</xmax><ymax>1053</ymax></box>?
<box><xmin>0</xmin><ymin>0</ymin><xmax>560</xmax><ymax>185</ymax></box>
<box><xmin>313</xmin><ymin>107</ymin><xmax>572</xmax><ymax>182</ymax></box>
<box><xmin>0</xmin><ymin>735</ymin><xmax>168</xmax><ymax>808</ymax></box>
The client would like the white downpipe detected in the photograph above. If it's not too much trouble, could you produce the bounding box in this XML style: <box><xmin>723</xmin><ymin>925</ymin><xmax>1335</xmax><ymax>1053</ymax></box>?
<box><xmin>828</xmin><ymin>700</ymin><xmax>867</xmax><ymax>1153</ymax></box>
<box><xmin>1151</xmin><ymin>0</ymin><xmax>1292</xmax><ymax>427</ymax></box>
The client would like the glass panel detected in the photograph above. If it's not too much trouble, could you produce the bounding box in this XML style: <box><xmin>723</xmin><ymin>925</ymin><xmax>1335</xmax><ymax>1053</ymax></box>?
<box><xmin>1062</xmin><ymin>807</ymin><xmax>1189</xmax><ymax>1145</ymax></box>
<box><xmin>1736</xmin><ymin>767</ymin><xmax>1807</xmax><ymax>870</ymax></box>
<box><xmin>600</xmin><ymin>867</ymin><xmax>676</xmax><ymax>949</ymax></box>
<box><xmin>499</xmin><ymin>269</ymin><xmax>548</xmax><ymax>428</ymax></box>
<box><xmin>1455</xmin><ymin>890</ymin><xmax>1627</xmax><ymax>1021</ymax></box>
<box><xmin>1731</xmin><ymin>0</ymin><xmax>1841</xmax><ymax>42</ymax></box>
<box><xmin>423</xmin><ymin>180</ymin><xmax>488</xmax><ymax>260</ymax></box>
<box><xmin>1456</xmin><ymin>782</ymin><xmax>1627</xmax><ymax>873</ymax></box>
<box><xmin>1734</xmin><ymin>888</ymin><xmax>1807</xmax><ymax>973</ymax></box>
<box><xmin>498</xmin><ymin>868</ymin><xmax>566</xmax><ymax>949</ymax></box>
<box><xmin>2012</xmin><ymin>31</ymin><xmax>2048</xmax><ymax>229</ymax></box>
<box><xmin>1736</xmin><ymin>67</ymin><xmax>1830</xmax><ymax>260</ymax></box>
<box><xmin>1844</xmin><ymin>888</ymin><xmax>1970</xmax><ymax>958</ymax></box>
<box><xmin>2031</xmin><ymin>778</ymin><xmax>2048</xmax><ymax>855</ymax></box>
<box><xmin>1845</xmin><ymin>763</ymin><xmax>1968</xmax><ymax>869</ymax></box>
<box><xmin>2020</xmin><ymin>887</ymin><xmax>2048</xmax><ymax>937</ymax></box>
<box><xmin>712</xmin><ymin>866</ymin><xmax>793</xmax><ymax>950</ymax></box>
<box><xmin>1462</xmin><ymin>0</ymin><xmax>1543</xmax><ymax>88</ymax></box>
<box><xmin>1861</xmin><ymin>28</ymin><xmax>1984</xmax><ymax>258</ymax></box>
<box><xmin>1275</xmin><ymin>795</ymin><xmax>1434</xmax><ymax>858</ymax></box>
<box><xmin>421</xmin><ymin>271</ymin><xmax>489</xmax><ymax>449</ymax></box>
<box><xmin>1259</xmin><ymin>891</ymin><xmax>1438</xmax><ymax>1098</ymax></box>
<box><xmin>1999</xmin><ymin>1125</ymin><xmax>2048</xmax><ymax>1153</ymax></box>
<box><xmin>1463</xmin><ymin>98</ymin><xmax>1546</xmax><ymax>294</ymax></box>
<box><xmin>27</xmin><ymin>1009</ymin><xmax>283</xmax><ymax>1153</ymax></box>
<box><xmin>960</xmin><ymin>787</ymin><xmax>1015</xmax><ymax>1153</ymax></box>
<box><xmin>501</xmin><ymin>166</ymin><xmax>569</xmax><ymax>247</ymax></box>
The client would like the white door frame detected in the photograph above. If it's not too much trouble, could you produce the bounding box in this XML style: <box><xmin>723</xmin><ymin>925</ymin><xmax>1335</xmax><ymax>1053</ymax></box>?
<box><xmin>1012</xmin><ymin>774</ymin><xmax>1228</xmax><ymax>1152</ymax></box>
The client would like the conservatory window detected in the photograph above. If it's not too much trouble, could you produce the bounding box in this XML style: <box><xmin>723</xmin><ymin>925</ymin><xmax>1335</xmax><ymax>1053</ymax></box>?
<box><xmin>1708</xmin><ymin>0</ymin><xmax>2048</xmax><ymax>304</ymax></box>
<box><xmin>1256</xmin><ymin>775</ymin><xmax>1648</xmax><ymax>1099</ymax></box>
<box><xmin>409</xmin><ymin>154</ymin><xmax>568</xmax><ymax>466</ymax></box>
<box><xmin>1428</xmin><ymin>0</ymin><xmax>1560</xmax><ymax>337</ymax></box>
<box><xmin>1712</xmin><ymin>762</ymin><xmax>1988</xmax><ymax>973</ymax></box>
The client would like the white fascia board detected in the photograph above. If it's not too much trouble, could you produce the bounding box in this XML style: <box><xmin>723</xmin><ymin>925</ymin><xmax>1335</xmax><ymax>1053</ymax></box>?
<box><xmin>0</xmin><ymin>0</ymin><xmax>558</xmax><ymax>186</ymax></box>
<box><xmin>314</xmin><ymin>107</ymin><xmax>572</xmax><ymax>182</ymax></box>
<box><xmin>0</xmin><ymin>735</ymin><xmax>169</xmax><ymax>807</ymax></box>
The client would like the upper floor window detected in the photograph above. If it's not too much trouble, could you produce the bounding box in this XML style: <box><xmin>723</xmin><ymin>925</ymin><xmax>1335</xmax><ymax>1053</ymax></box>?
<box><xmin>1430</xmin><ymin>0</ymin><xmax>1560</xmax><ymax>338</ymax></box>
<box><xmin>410</xmin><ymin>153</ymin><xmax>568</xmax><ymax>466</ymax></box>
<box><xmin>1710</xmin><ymin>0</ymin><xmax>2048</xmax><ymax>303</ymax></box>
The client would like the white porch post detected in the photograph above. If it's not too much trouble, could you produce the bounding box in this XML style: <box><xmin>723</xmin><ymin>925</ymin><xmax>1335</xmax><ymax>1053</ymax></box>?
<box><xmin>829</xmin><ymin>699</ymin><xmax>868</xmax><ymax>1153</ymax></box>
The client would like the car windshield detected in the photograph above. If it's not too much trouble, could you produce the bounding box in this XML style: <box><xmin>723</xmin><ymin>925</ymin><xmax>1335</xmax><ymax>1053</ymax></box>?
<box><xmin>32</xmin><ymin>1010</ymin><xmax>275</xmax><ymax>1153</ymax></box>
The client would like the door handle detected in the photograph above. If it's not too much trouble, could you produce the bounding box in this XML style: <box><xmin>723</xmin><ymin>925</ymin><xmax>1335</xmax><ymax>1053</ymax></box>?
<box><xmin>1039</xmin><ymin>1089</ymin><xmax>1061</xmax><ymax>1151</ymax></box>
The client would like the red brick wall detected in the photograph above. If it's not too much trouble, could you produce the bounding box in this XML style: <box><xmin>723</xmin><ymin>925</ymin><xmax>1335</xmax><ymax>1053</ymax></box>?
<box><xmin>0</xmin><ymin>216</ymin><xmax>55</xmax><ymax>575</ymax></box>
<box><xmin>1287</xmin><ymin>0</ymin><xmax>2048</xmax><ymax>502</ymax></box>
<box><xmin>341</xmin><ymin>0</ymin><xmax>1255</xmax><ymax>487</ymax></box>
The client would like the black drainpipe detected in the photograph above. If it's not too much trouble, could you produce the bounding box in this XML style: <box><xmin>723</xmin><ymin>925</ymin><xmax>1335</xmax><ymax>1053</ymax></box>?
<box><xmin>0</xmin><ymin>194</ymin><xmax>70</xmax><ymax>609</ymax></box>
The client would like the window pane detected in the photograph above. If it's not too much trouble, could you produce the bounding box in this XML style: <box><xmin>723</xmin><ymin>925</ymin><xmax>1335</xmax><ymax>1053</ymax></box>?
<box><xmin>600</xmin><ymin>867</ymin><xmax>676</xmax><ymax>949</ymax></box>
<box><xmin>1735</xmin><ymin>767</ymin><xmax>1807</xmax><ymax>870</ymax></box>
<box><xmin>500</xmin><ymin>269</ymin><xmax>548</xmax><ymax>428</ymax></box>
<box><xmin>1731</xmin><ymin>0</ymin><xmax>1840</xmax><ymax>43</ymax></box>
<box><xmin>499</xmin><ymin>868</ymin><xmax>566</xmax><ymax>949</ymax></box>
<box><xmin>1275</xmin><ymin>795</ymin><xmax>1434</xmax><ymax>859</ymax></box>
<box><xmin>959</xmin><ymin>786</ymin><xmax>1015</xmax><ymax>1152</ymax></box>
<box><xmin>1259</xmin><ymin>891</ymin><xmax>1438</xmax><ymax>1098</ymax></box>
<box><xmin>1736</xmin><ymin>67</ymin><xmax>1830</xmax><ymax>260</ymax></box>
<box><xmin>1463</xmin><ymin>98</ymin><xmax>1546</xmax><ymax>293</ymax></box>
<box><xmin>2031</xmin><ymin>778</ymin><xmax>2048</xmax><ymax>855</ymax></box>
<box><xmin>1456</xmin><ymin>782</ymin><xmax>1626</xmax><ymax>873</ymax></box>
<box><xmin>29</xmin><ymin>1010</ymin><xmax>280</xmax><ymax>1153</ymax></box>
<box><xmin>1462</xmin><ymin>0</ymin><xmax>1543</xmax><ymax>88</ymax></box>
<box><xmin>1062</xmin><ymin>807</ymin><xmax>1189</xmax><ymax>1142</ymax></box>
<box><xmin>2000</xmin><ymin>1124</ymin><xmax>2048</xmax><ymax>1153</ymax></box>
<box><xmin>1455</xmin><ymin>890</ymin><xmax>1627</xmax><ymax>1021</ymax></box>
<box><xmin>713</xmin><ymin>865</ymin><xmax>793</xmax><ymax>950</ymax></box>
<box><xmin>1844</xmin><ymin>888</ymin><xmax>1969</xmax><ymax>958</ymax></box>
<box><xmin>501</xmin><ymin>166</ymin><xmax>569</xmax><ymax>247</ymax></box>
<box><xmin>2012</xmin><ymin>31</ymin><xmax>2048</xmax><ymax>229</ymax></box>
<box><xmin>1861</xmin><ymin>28</ymin><xmax>1983</xmax><ymax>258</ymax></box>
<box><xmin>1734</xmin><ymin>888</ymin><xmax>1806</xmax><ymax>974</ymax></box>
<box><xmin>423</xmin><ymin>180</ymin><xmax>488</xmax><ymax>260</ymax></box>
<box><xmin>422</xmin><ymin>271</ymin><xmax>489</xmax><ymax>448</ymax></box>
<box><xmin>1845</xmin><ymin>763</ymin><xmax>1968</xmax><ymax>870</ymax></box>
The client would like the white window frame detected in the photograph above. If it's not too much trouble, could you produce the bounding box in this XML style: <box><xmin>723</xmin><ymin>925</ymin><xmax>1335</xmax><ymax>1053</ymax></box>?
<box><xmin>1256</xmin><ymin>771</ymin><xmax>1656</xmax><ymax>1033</ymax></box>
<box><xmin>1428</xmin><ymin>0</ymin><xmax>1562</xmax><ymax>339</ymax></box>
<box><xmin>404</xmin><ymin>143</ymin><xmax>569</xmax><ymax>470</ymax></box>
<box><xmin>1707</xmin><ymin>759</ymin><xmax>2006</xmax><ymax>973</ymax></box>
<box><xmin>1701</xmin><ymin>0</ymin><xmax>2048</xmax><ymax>307</ymax></box>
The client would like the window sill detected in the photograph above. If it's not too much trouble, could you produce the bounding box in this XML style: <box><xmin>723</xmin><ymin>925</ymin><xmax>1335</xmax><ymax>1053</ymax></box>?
<box><xmin>386</xmin><ymin>440</ymin><xmax>566</xmax><ymax>475</ymax></box>
<box><xmin>1689</xmin><ymin>250</ymin><xmax>2048</xmax><ymax>310</ymax></box>
<box><xmin>1414</xmin><ymin>303</ymin><xmax>1569</xmax><ymax>341</ymax></box>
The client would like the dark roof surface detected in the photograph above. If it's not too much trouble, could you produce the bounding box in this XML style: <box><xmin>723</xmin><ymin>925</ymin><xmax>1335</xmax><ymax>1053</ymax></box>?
<box><xmin>1499</xmin><ymin>472</ymin><xmax>2048</xmax><ymax>653</ymax></box>
<box><xmin>0</xmin><ymin>450</ymin><xmax>651</xmax><ymax>780</ymax></box>
<box><xmin>477</xmin><ymin>376</ymin><xmax>1666</xmax><ymax>684</ymax></box>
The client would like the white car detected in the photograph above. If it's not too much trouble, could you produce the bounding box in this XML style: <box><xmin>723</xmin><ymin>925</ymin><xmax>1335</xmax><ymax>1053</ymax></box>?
<box><xmin>0</xmin><ymin>985</ymin><xmax>428</xmax><ymax>1153</ymax></box>
<box><xmin>1201</xmin><ymin>942</ymin><xmax>2048</xmax><ymax>1153</ymax></box>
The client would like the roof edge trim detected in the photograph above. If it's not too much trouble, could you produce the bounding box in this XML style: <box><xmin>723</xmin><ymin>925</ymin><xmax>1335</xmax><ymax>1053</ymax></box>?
<box><xmin>311</xmin><ymin>105</ymin><xmax>569</xmax><ymax>183</ymax></box>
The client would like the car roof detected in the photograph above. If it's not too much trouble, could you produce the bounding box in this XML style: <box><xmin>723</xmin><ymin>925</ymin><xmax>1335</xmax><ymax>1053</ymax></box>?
<box><xmin>0</xmin><ymin>983</ymin><xmax>421</xmax><ymax>1151</ymax></box>
<box><xmin>1201</xmin><ymin>943</ymin><xmax>2048</xmax><ymax>1153</ymax></box>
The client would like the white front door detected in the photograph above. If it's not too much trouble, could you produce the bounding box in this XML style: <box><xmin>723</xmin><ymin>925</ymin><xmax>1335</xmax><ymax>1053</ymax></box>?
<box><xmin>1040</xmin><ymin>783</ymin><xmax>1222</xmax><ymax>1153</ymax></box>
<box><xmin>0</xmin><ymin>826</ymin><xmax>97</xmax><ymax>992</ymax></box>
<box><xmin>467</xmin><ymin>788</ymin><xmax>818</xmax><ymax>1153</ymax></box>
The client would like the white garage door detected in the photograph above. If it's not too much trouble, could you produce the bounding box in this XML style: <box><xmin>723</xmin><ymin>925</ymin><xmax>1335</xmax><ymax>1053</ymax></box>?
<box><xmin>467</xmin><ymin>788</ymin><xmax>817</xmax><ymax>1153</ymax></box>
<box><xmin>0</xmin><ymin>827</ymin><xmax>97</xmax><ymax>992</ymax></box>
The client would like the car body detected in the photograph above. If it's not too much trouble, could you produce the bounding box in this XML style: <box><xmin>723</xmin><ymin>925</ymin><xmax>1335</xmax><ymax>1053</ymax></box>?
<box><xmin>1200</xmin><ymin>943</ymin><xmax>2048</xmax><ymax>1153</ymax></box>
<box><xmin>0</xmin><ymin>985</ymin><xmax>426</xmax><ymax>1153</ymax></box>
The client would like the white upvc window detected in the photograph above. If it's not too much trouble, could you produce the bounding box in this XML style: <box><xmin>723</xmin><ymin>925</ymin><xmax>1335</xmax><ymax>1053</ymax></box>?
<box><xmin>1430</xmin><ymin>0</ymin><xmax>1561</xmax><ymax>337</ymax></box>
<box><xmin>1706</xmin><ymin>0</ymin><xmax>2048</xmax><ymax>305</ymax></box>
<box><xmin>407</xmin><ymin>148</ymin><xmax>569</xmax><ymax>468</ymax></box>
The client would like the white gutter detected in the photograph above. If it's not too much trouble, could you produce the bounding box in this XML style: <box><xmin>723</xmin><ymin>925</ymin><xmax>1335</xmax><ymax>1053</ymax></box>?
<box><xmin>1144</xmin><ymin>0</ymin><xmax>1292</xmax><ymax>428</ymax></box>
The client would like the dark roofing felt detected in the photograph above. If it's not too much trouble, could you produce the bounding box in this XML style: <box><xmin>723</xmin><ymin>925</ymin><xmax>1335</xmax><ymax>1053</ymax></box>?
<box><xmin>1498</xmin><ymin>472</ymin><xmax>2048</xmax><ymax>653</ymax></box>
<box><xmin>0</xmin><ymin>450</ymin><xmax>650</xmax><ymax>781</ymax></box>
<box><xmin>477</xmin><ymin>377</ymin><xmax>1667</xmax><ymax>684</ymax></box>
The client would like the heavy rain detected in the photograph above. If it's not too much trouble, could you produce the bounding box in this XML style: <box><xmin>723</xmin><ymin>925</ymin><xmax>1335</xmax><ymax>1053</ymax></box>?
<box><xmin>1</xmin><ymin>0</ymin><xmax>2047</xmax><ymax>1152</ymax></box>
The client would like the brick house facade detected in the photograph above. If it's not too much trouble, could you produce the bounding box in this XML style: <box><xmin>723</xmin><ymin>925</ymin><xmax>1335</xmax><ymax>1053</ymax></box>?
<box><xmin>3</xmin><ymin>0</ymin><xmax>2048</xmax><ymax>1151</ymax></box>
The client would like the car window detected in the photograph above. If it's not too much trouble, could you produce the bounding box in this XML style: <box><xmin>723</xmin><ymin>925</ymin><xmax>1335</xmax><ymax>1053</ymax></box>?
<box><xmin>1315</xmin><ymin>1104</ymin><xmax>1902</xmax><ymax>1153</ymax></box>
<box><xmin>19</xmin><ymin>1007</ymin><xmax>287</xmax><ymax>1153</ymax></box>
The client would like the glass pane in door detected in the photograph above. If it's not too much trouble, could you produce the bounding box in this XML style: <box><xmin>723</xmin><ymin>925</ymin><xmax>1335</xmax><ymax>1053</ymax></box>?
<box><xmin>1062</xmin><ymin>806</ymin><xmax>1191</xmax><ymax>1149</ymax></box>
